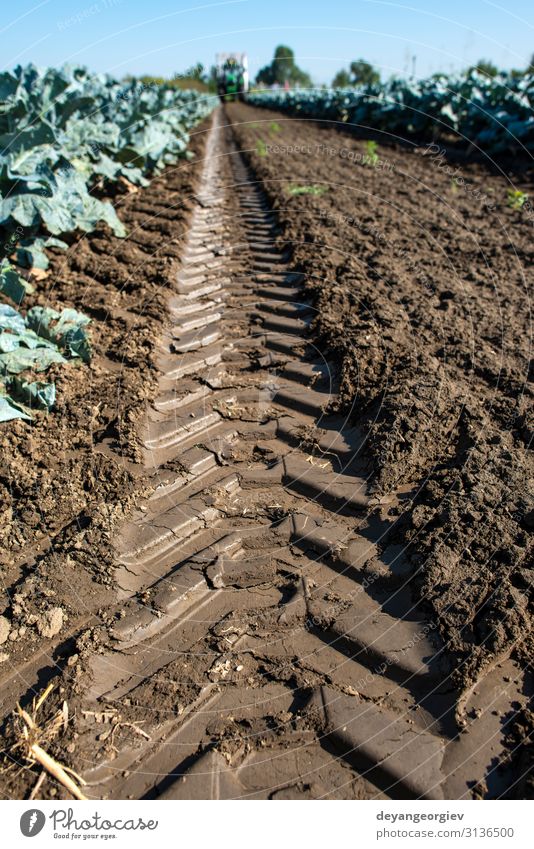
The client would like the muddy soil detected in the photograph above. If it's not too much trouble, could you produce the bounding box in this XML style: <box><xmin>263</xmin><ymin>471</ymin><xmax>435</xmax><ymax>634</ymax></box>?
<box><xmin>1</xmin><ymin>103</ymin><xmax>532</xmax><ymax>801</ymax></box>
<box><xmin>226</xmin><ymin>104</ymin><xmax>533</xmax><ymax>700</ymax></box>
<box><xmin>0</xmin><ymin>117</ymin><xmax>212</xmax><ymax>680</ymax></box>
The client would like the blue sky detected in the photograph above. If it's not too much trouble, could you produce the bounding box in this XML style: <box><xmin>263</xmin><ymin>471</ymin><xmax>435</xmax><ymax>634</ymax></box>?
<box><xmin>3</xmin><ymin>0</ymin><xmax>533</xmax><ymax>83</ymax></box>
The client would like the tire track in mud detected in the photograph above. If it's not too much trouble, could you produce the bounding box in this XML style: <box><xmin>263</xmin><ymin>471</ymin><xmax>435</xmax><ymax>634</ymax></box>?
<box><xmin>28</xmin><ymin>107</ymin><xmax>529</xmax><ymax>801</ymax></box>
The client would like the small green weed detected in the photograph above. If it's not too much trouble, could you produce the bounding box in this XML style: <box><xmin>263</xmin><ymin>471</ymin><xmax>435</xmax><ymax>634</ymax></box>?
<box><xmin>507</xmin><ymin>189</ymin><xmax>529</xmax><ymax>210</ymax></box>
<box><xmin>364</xmin><ymin>140</ymin><xmax>379</xmax><ymax>166</ymax></box>
<box><xmin>286</xmin><ymin>184</ymin><xmax>328</xmax><ymax>196</ymax></box>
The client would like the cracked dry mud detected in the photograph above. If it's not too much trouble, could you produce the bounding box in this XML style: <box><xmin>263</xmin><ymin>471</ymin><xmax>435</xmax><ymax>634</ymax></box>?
<box><xmin>1</xmin><ymin>107</ymin><xmax>531</xmax><ymax>801</ymax></box>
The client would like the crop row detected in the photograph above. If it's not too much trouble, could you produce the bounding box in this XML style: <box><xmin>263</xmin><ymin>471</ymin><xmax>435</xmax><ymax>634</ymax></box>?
<box><xmin>0</xmin><ymin>65</ymin><xmax>216</xmax><ymax>421</ymax></box>
<box><xmin>0</xmin><ymin>64</ymin><xmax>216</xmax><ymax>270</ymax></box>
<box><xmin>247</xmin><ymin>71</ymin><xmax>534</xmax><ymax>154</ymax></box>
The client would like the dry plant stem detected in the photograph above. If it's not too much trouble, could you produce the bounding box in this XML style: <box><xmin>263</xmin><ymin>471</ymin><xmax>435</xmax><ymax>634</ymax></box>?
<box><xmin>117</xmin><ymin>722</ymin><xmax>151</xmax><ymax>741</ymax></box>
<box><xmin>27</xmin><ymin>743</ymin><xmax>87</xmax><ymax>801</ymax></box>
<box><xmin>62</xmin><ymin>766</ymin><xmax>87</xmax><ymax>786</ymax></box>
<box><xmin>34</xmin><ymin>683</ymin><xmax>55</xmax><ymax>713</ymax></box>
<box><xmin>107</xmin><ymin>721</ymin><xmax>152</xmax><ymax>752</ymax></box>
<box><xmin>28</xmin><ymin>770</ymin><xmax>46</xmax><ymax>800</ymax></box>
<box><xmin>19</xmin><ymin>707</ymin><xmax>88</xmax><ymax>801</ymax></box>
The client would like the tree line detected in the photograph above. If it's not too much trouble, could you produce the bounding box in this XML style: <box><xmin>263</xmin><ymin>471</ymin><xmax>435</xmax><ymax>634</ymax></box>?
<box><xmin>135</xmin><ymin>46</ymin><xmax>534</xmax><ymax>91</ymax></box>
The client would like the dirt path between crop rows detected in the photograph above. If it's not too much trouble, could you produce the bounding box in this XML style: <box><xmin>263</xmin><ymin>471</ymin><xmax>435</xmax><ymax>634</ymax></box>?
<box><xmin>1</xmin><ymin>106</ymin><xmax>531</xmax><ymax>800</ymax></box>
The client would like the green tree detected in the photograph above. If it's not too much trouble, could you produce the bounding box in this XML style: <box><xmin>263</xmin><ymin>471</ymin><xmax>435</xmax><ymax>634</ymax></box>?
<box><xmin>331</xmin><ymin>60</ymin><xmax>380</xmax><ymax>88</ymax></box>
<box><xmin>349</xmin><ymin>60</ymin><xmax>380</xmax><ymax>86</ymax></box>
<box><xmin>332</xmin><ymin>69</ymin><xmax>351</xmax><ymax>87</ymax></box>
<box><xmin>468</xmin><ymin>59</ymin><xmax>499</xmax><ymax>77</ymax></box>
<box><xmin>176</xmin><ymin>62</ymin><xmax>206</xmax><ymax>81</ymax></box>
<box><xmin>256</xmin><ymin>45</ymin><xmax>311</xmax><ymax>87</ymax></box>
<box><xmin>191</xmin><ymin>62</ymin><xmax>206</xmax><ymax>81</ymax></box>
